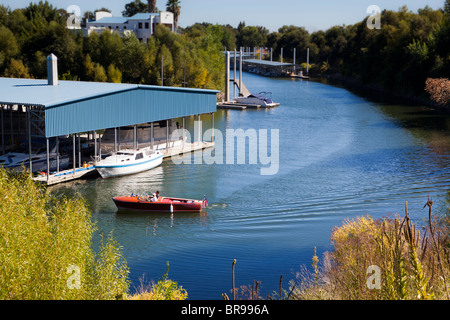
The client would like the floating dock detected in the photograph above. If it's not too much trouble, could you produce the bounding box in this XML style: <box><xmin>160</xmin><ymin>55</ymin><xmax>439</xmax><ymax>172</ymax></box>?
<box><xmin>33</xmin><ymin>141</ymin><xmax>215</xmax><ymax>185</ymax></box>
<box><xmin>216</xmin><ymin>101</ymin><xmax>280</xmax><ymax>110</ymax></box>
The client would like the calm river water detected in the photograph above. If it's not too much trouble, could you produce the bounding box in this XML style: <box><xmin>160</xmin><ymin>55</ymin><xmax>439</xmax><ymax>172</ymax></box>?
<box><xmin>50</xmin><ymin>72</ymin><xmax>450</xmax><ymax>299</ymax></box>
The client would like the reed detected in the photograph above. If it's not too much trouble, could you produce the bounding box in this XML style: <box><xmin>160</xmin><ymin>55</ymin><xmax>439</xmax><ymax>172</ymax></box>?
<box><xmin>128</xmin><ymin>262</ymin><xmax>188</xmax><ymax>300</ymax></box>
<box><xmin>289</xmin><ymin>199</ymin><xmax>450</xmax><ymax>300</ymax></box>
<box><xmin>0</xmin><ymin>168</ymin><xmax>130</xmax><ymax>299</ymax></box>
<box><xmin>0</xmin><ymin>168</ymin><xmax>186</xmax><ymax>300</ymax></box>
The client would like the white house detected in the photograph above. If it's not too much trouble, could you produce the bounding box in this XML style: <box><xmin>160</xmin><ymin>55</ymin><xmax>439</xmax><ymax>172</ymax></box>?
<box><xmin>85</xmin><ymin>11</ymin><xmax>174</xmax><ymax>42</ymax></box>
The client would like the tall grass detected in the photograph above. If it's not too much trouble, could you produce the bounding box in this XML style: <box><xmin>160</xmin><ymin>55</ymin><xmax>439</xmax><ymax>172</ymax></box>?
<box><xmin>290</xmin><ymin>200</ymin><xmax>450</xmax><ymax>300</ymax></box>
<box><xmin>0</xmin><ymin>168</ymin><xmax>130</xmax><ymax>299</ymax></box>
<box><xmin>0</xmin><ymin>168</ymin><xmax>186</xmax><ymax>300</ymax></box>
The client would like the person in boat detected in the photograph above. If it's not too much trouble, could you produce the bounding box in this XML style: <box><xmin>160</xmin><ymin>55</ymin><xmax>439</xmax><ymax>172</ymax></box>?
<box><xmin>150</xmin><ymin>193</ymin><xmax>157</xmax><ymax>202</ymax></box>
<box><xmin>156</xmin><ymin>191</ymin><xmax>160</xmax><ymax>200</ymax></box>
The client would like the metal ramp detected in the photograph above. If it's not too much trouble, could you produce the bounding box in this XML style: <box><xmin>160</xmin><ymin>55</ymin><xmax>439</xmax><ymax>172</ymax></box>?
<box><xmin>231</xmin><ymin>78</ymin><xmax>251</xmax><ymax>97</ymax></box>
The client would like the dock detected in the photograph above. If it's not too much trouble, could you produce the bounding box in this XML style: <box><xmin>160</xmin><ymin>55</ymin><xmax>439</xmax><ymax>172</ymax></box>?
<box><xmin>1</xmin><ymin>53</ymin><xmax>219</xmax><ymax>187</ymax></box>
<box><xmin>216</xmin><ymin>101</ymin><xmax>280</xmax><ymax>110</ymax></box>
<box><xmin>228</xmin><ymin>47</ymin><xmax>311</xmax><ymax>79</ymax></box>
<box><xmin>33</xmin><ymin>141</ymin><xmax>215</xmax><ymax>186</ymax></box>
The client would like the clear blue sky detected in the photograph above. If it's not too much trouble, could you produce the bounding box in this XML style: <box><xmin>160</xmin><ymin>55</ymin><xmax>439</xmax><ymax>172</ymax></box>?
<box><xmin>1</xmin><ymin>0</ymin><xmax>446</xmax><ymax>32</ymax></box>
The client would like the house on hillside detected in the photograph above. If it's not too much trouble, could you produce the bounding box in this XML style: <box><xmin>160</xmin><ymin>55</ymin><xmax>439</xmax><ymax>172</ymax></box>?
<box><xmin>82</xmin><ymin>11</ymin><xmax>175</xmax><ymax>42</ymax></box>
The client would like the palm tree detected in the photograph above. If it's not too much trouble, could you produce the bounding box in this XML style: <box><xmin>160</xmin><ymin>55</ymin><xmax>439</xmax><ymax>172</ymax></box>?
<box><xmin>147</xmin><ymin>0</ymin><xmax>157</xmax><ymax>12</ymax></box>
<box><xmin>166</xmin><ymin>0</ymin><xmax>181</xmax><ymax>29</ymax></box>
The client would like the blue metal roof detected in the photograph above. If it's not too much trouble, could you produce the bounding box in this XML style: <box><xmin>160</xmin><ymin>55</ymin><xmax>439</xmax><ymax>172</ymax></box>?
<box><xmin>129</xmin><ymin>13</ymin><xmax>159</xmax><ymax>20</ymax></box>
<box><xmin>89</xmin><ymin>17</ymin><xmax>129</xmax><ymax>24</ymax></box>
<box><xmin>0</xmin><ymin>78</ymin><xmax>219</xmax><ymax>138</ymax></box>
<box><xmin>244</xmin><ymin>59</ymin><xmax>295</xmax><ymax>67</ymax></box>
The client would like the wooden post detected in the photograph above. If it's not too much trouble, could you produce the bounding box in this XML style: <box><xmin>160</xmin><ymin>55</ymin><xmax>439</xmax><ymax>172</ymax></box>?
<box><xmin>197</xmin><ymin>114</ymin><xmax>201</xmax><ymax>146</ymax></box>
<box><xmin>225</xmin><ymin>51</ymin><xmax>230</xmax><ymax>102</ymax></box>
<box><xmin>182</xmin><ymin>117</ymin><xmax>185</xmax><ymax>149</ymax></box>
<box><xmin>114</xmin><ymin>127</ymin><xmax>117</xmax><ymax>153</ymax></box>
<box><xmin>211</xmin><ymin>112</ymin><xmax>215</xmax><ymax>143</ymax></box>
<box><xmin>56</xmin><ymin>136</ymin><xmax>59</xmax><ymax>173</ymax></box>
<box><xmin>94</xmin><ymin>130</ymin><xmax>97</xmax><ymax>160</ymax></box>
<box><xmin>166</xmin><ymin>120</ymin><xmax>169</xmax><ymax>151</ymax></box>
<box><xmin>72</xmin><ymin>134</ymin><xmax>76</xmax><ymax>174</ymax></box>
<box><xmin>239</xmin><ymin>50</ymin><xmax>243</xmax><ymax>96</ymax></box>
<box><xmin>46</xmin><ymin>138</ymin><xmax>50</xmax><ymax>184</ymax></box>
<box><xmin>151</xmin><ymin>122</ymin><xmax>154</xmax><ymax>150</ymax></box>
<box><xmin>27</xmin><ymin>106</ymin><xmax>32</xmax><ymax>174</ymax></box>
<box><xmin>306</xmin><ymin>48</ymin><xmax>310</xmax><ymax>75</ymax></box>
<box><xmin>10</xmin><ymin>105</ymin><xmax>13</xmax><ymax>148</ymax></box>
<box><xmin>234</xmin><ymin>49</ymin><xmax>237</xmax><ymax>98</ymax></box>
<box><xmin>78</xmin><ymin>133</ymin><xmax>81</xmax><ymax>167</ymax></box>
<box><xmin>118</xmin><ymin>127</ymin><xmax>121</xmax><ymax>151</ymax></box>
<box><xmin>1</xmin><ymin>105</ymin><xmax>4</xmax><ymax>155</ymax></box>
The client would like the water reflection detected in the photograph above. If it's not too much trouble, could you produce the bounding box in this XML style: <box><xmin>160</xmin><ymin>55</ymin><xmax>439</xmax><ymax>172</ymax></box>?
<box><xmin>50</xmin><ymin>72</ymin><xmax>450</xmax><ymax>299</ymax></box>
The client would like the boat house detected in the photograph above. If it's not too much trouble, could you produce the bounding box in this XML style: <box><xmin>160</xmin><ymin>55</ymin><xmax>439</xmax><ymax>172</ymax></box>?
<box><xmin>0</xmin><ymin>55</ymin><xmax>218</xmax><ymax>185</ymax></box>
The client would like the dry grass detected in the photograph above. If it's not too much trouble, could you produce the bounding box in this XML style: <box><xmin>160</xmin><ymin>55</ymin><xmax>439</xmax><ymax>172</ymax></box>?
<box><xmin>0</xmin><ymin>168</ymin><xmax>187</xmax><ymax>300</ymax></box>
<box><xmin>127</xmin><ymin>263</ymin><xmax>188</xmax><ymax>300</ymax></box>
<box><xmin>290</xmin><ymin>200</ymin><xmax>450</xmax><ymax>300</ymax></box>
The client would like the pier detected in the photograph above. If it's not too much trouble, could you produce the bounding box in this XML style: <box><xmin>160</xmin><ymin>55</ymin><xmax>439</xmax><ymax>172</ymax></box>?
<box><xmin>227</xmin><ymin>47</ymin><xmax>310</xmax><ymax>79</ymax></box>
<box><xmin>217</xmin><ymin>50</ymin><xmax>281</xmax><ymax>109</ymax></box>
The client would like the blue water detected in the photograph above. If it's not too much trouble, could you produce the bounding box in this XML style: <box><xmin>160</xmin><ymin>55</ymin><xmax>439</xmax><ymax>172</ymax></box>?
<box><xmin>50</xmin><ymin>73</ymin><xmax>450</xmax><ymax>299</ymax></box>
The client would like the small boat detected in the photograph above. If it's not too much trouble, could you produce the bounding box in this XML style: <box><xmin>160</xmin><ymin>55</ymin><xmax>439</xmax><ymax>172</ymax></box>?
<box><xmin>112</xmin><ymin>195</ymin><xmax>208</xmax><ymax>212</ymax></box>
<box><xmin>290</xmin><ymin>70</ymin><xmax>310</xmax><ymax>80</ymax></box>
<box><xmin>94</xmin><ymin>147</ymin><xmax>163</xmax><ymax>178</ymax></box>
<box><xmin>0</xmin><ymin>150</ymin><xmax>70</xmax><ymax>173</ymax></box>
<box><xmin>233</xmin><ymin>92</ymin><xmax>279</xmax><ymax>107</ymax></box>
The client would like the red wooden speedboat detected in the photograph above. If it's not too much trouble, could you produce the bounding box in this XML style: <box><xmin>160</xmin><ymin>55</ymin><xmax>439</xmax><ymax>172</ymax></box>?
<box><xmin>112</xmin><ymin>195</ymin><xmax>207</xmax><ymax>212</ymax></box>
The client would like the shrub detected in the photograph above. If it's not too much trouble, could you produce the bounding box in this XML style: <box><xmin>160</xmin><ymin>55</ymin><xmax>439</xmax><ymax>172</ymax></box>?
<box><xmin>127</xmin><ymin>262</ymin><xmax>188</xmax><ymax>300</ymax></box>
<box><xmin>291</xmin><ymin>201</ymin><xmax>450</xmax><ymax>300</ymax></box>
<box><xmin>0</xmin><ymin>168</ymin><xmax>129</xmax><ymax>299</ymax></box>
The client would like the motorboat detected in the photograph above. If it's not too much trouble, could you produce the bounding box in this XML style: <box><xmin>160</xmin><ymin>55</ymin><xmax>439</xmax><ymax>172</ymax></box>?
<box><xmin>0</xmin><ymin>149</ymin><xmax>70</xmax><ymax>173</ymax></box>
<box><xmin>290</xmin><ymin>70</ymin><xmax>310</xmax><ymax>79</ymax></box>
<box><xmin>112</xmin><ymin>195</ymin><xmax>208</xmax><ymax>212</ymax></box>
<box><xmin>94</xmin><ymin>147</ymin><xmax>163</xmax><ymax>178</ymax></box>
<box><xmin>233</xmin><ymin>92</ymin><xmax>279</xmax><ymax>107</ymax></box>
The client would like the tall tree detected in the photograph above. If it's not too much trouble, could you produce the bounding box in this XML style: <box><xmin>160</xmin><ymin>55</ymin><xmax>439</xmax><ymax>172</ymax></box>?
<box><xmin>148</xmin><ymin>0</ymin><xmax>157</xmax><ymax>13</ymax></box>
<box><xmin>122</xmin><ymin>0</ymin><xmax>148</xmax><ymax>17</ymax></box>
<box><xmin>166</xmin><ymin>0</ymin><xmax>181</xmax><ymax>29</ymax></box>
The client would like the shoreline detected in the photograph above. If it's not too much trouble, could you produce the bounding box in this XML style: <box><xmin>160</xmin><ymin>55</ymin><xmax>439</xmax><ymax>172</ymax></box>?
<box><xmin>314</xmin><ymin>73</ymin><xmax>450</xmax><ymax>113</ymax></box>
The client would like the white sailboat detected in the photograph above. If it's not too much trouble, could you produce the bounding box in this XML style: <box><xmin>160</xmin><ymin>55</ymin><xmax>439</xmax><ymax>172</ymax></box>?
<box><xmin>94</xmin><ymin>147</ymin><xmax>163</xmax><ymax>178</ymax></box>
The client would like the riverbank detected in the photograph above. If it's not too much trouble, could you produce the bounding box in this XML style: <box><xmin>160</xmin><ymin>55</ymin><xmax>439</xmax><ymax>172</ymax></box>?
<box><xmin>290</xmin><ymin>200</ymin><xmax>450</xmax><ymax>300</ymax></box>
<box><xmin>315</xmin><ymin>73</ymin><xmax>450</xmax><ymax>113</ymax></box>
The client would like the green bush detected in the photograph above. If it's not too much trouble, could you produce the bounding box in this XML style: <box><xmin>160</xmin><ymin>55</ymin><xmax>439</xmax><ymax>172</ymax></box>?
<box><xmin>0</xmin><ymin>168</ymin><xmax>129</xmax><ymax>299</ymax></box>
<box><xmin>291</xmin><ymin>201</ymin><xmax>450</xmax><ymax>300</ymax></box>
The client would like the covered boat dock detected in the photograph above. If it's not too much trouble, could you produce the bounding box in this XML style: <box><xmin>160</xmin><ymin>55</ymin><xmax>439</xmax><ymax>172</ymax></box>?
<box><xmin>0</xmin><ymin>56</ymin><xmax>218</xmax><ymax>185</ymax></box>
<box><xmin>242</xmin><ymin>59</ymin><xmax>296</xmax><ymax>77</ymax></box>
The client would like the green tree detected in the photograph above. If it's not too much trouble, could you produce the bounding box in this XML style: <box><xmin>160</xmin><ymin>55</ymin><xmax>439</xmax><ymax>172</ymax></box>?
<box><xmin>276</xmin><ymin>25</ymin><xmax>310</xmax><ymax>63</ymax></box>
<box><xmin>236</xmin><ymin>24</ymin><xmax>268</xmax><ymax>48</ymax></box>
<box><xmin>148</xmin><ymin>0</ymin><xmax>157</xmax><ymax>13</ymax></box>
<box><xmin>166</xmin><ymin>0</ymin><xmax>181</xmax><ymax>29</ymax></box>
<box><xmin>0</xmin><ymin>25</ymin><xmax>19</xmax><ymax>70</ymax></box>
<box><xmin>4</xmin><ymin>58</ymin><xmax>31</xmax><ymax>78</ymax></box>
<box><xmin>120</xmin><ymin>33</ymin><xmax>148</xmax><ymax>83</ymax></box>
<box><xmin>84</xmin><ymin>54</ymin><xmax>107</xmax><ymax>82</ymax></box>
<box><xmin>122</xmin><ymin>0</ymin><xmax>148</xmax><ymax>17</ymax></box>
<box><xmin>107</xmin><ymin>64</ymin><xmax>122</xmax><ymax>83</ymax></box>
